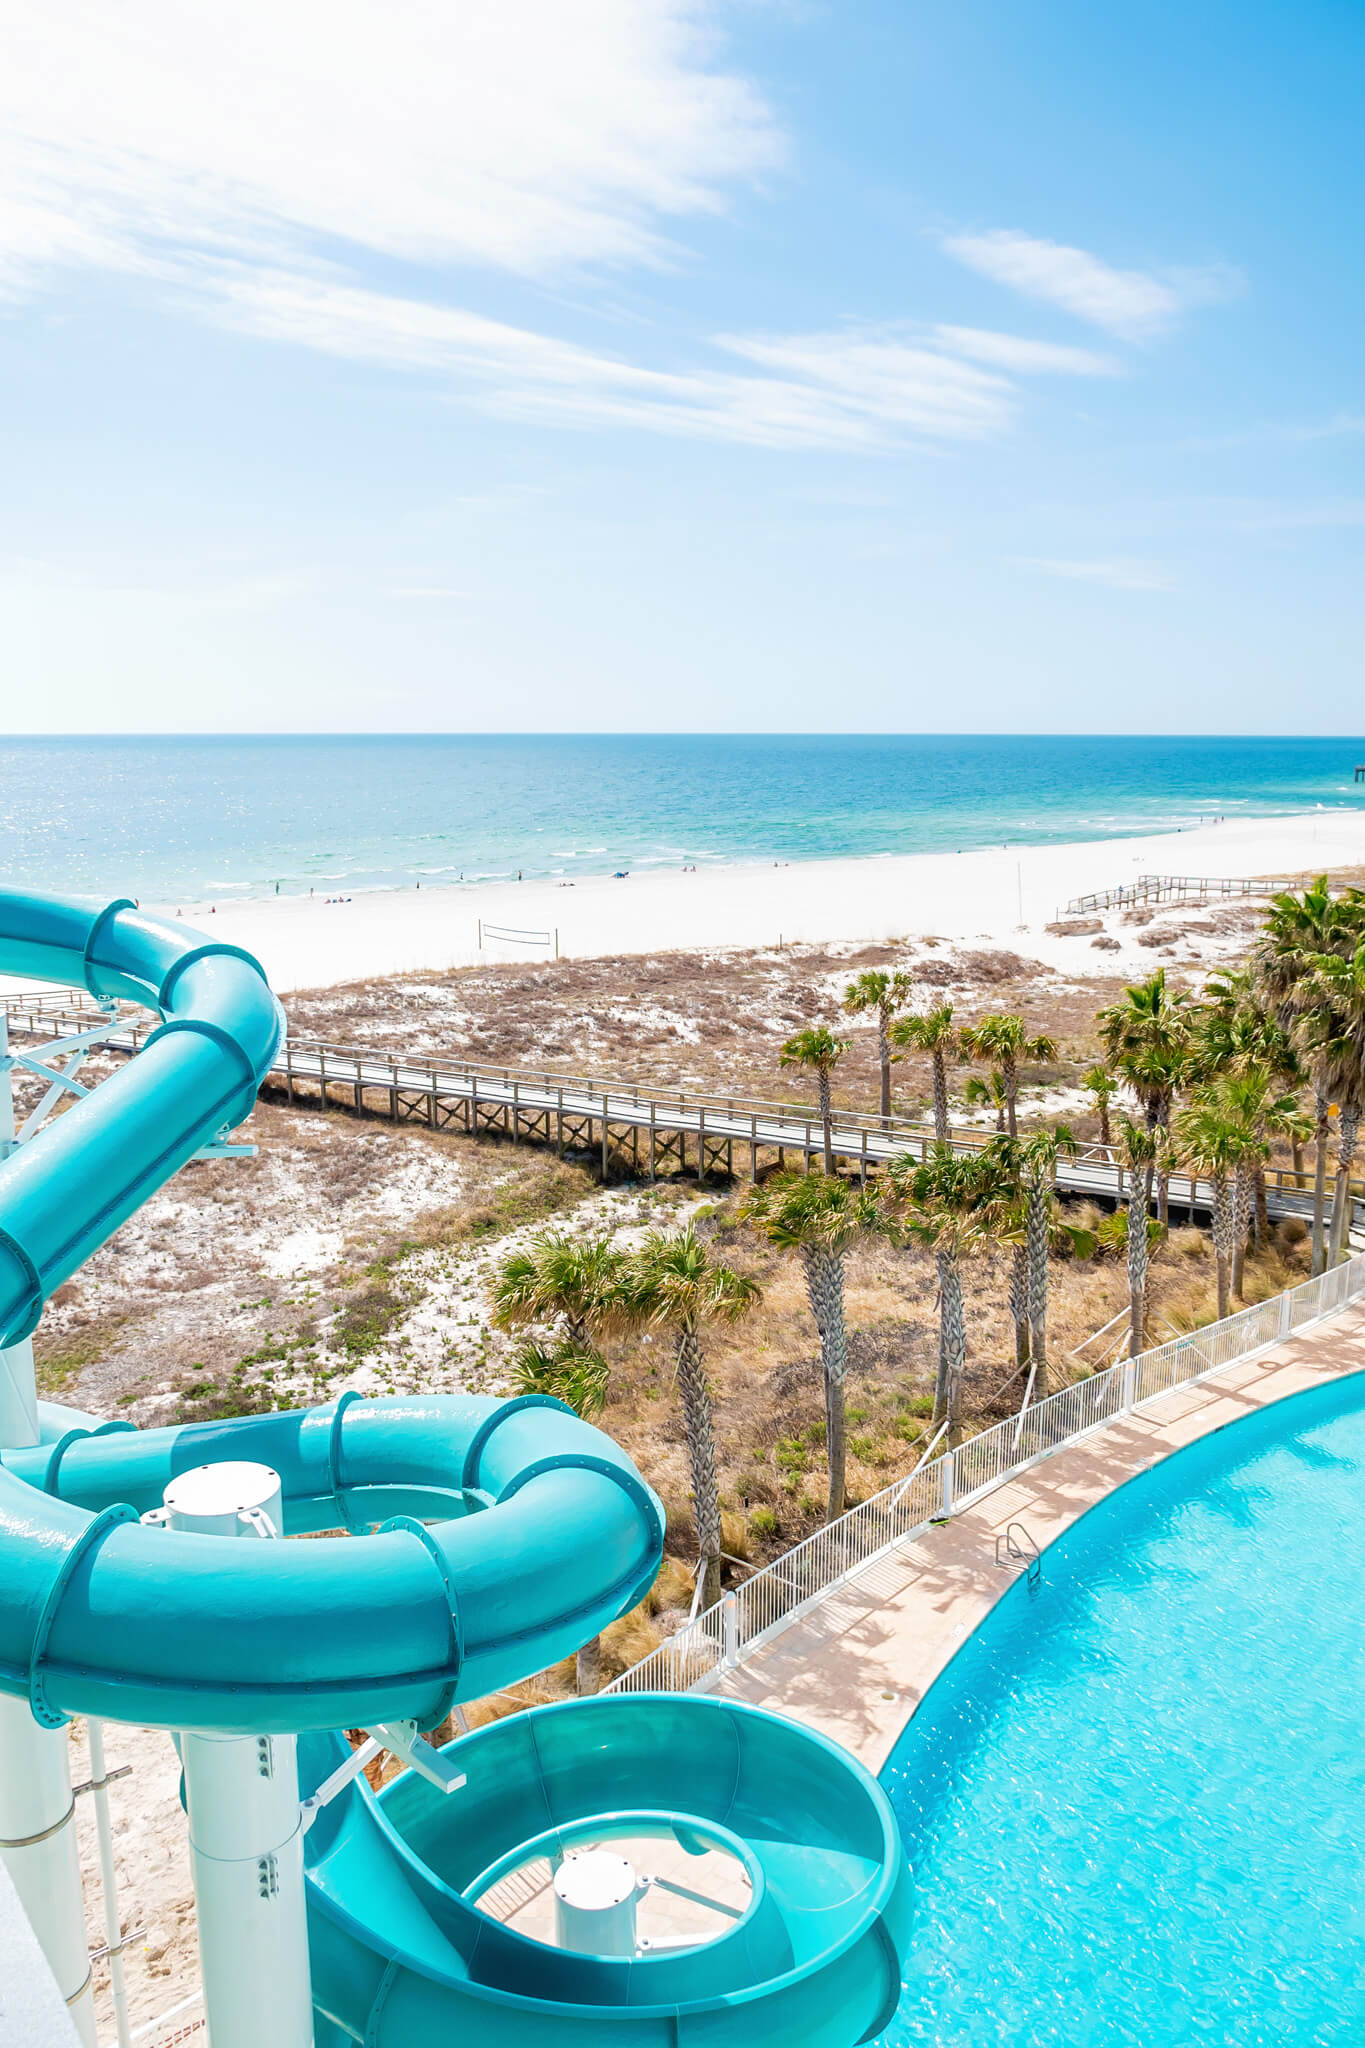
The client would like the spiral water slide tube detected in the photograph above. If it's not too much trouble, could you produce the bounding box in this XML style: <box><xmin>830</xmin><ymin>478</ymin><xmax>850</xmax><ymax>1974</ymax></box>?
<box><xmin>0</xmin><ymin>890</ymin><xmax>910</xmax><ymax>2048</ymax></box>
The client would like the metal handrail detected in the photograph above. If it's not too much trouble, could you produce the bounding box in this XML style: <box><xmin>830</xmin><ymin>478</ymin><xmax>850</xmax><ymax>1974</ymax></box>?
<box><xmin>607</xmin><ymin>1251</ymin><xmax>1365</xmax><ymax>1696</ymax></box>
<box><xmin>6</xmin><ymin>989</ymin><xmax>1362</xmax><ymax>1205</ymax></box>
<box><xmin>1064</xmin><ymin>873</ymin><xmax>1311</xmax><ymax>915</ymax></box>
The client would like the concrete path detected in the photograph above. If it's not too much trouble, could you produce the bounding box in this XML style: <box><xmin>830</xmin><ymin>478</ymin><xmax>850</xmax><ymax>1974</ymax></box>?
<box><xmin>711</xmin><ymin>1303</ymin><xmax>1365</xmax><ymax>1771</ymax></box>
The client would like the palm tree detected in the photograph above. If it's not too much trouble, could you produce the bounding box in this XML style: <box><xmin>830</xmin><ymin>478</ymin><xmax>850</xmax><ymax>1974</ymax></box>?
<box><xmin>491</xmin><ymin>1231</ymin><xmax>626</xmax><ymax>1349</ymax></box>
<box><xmin>619</xmin><ymin>1226</ymin><xmax>759</xmax><ymax>1610</ymax></box>
<box><xmin>843</xmin><ymin>968</ymin><xmax>914</xmax><ymax>1121</ymax></box>
<box><xmin>1175</xmin><ymin>1096</ymin><xmax>1250</xmax><ymax>1321</ymax></box>
<box><xmin>779</xmin><ymin>1023</ymin><xmax>850</xmax><ymax>1174</ymax></box>
<box><xmin>1097</xmin><ymin>970</ymin><xmax>1192</xmax><ymax>1226</ymax></box>
<box><xmin>978</xmin><ymin>1136</ymin><xmax>1031</xmax><ymax>1374</ymax></box>
<box><xmin>959</xmin><ymin>1014</ymin><xmax>1058</xmax><ymax>1140</ymax></box>
<box><xmin>890</xmin><ymin>1002</ymin><xmax>959</xmax><ymax>1140</ymax></box>
<box><xmin>1113</xmin><ymin>1117</ymin><xmax>1165</xmax><ymax>1358</ymax></box>
<box><xmin>508</xmin><ymin>1338</ymin><xmax>610</xmax><ymax>1418</ymax></box>
<box><xmin>1082</xmin><ymin>1064</ymin><xmax>1117</xmax><ymax>1148</ymax></box>
<box><xmin>1307</xmin><ymin>937</ymin><xmax>1365</xmax><ymax>1266</ymax></box>
<box><xmin>740</xmin><ymin>1173</ymin><xmax>885</xmax><ymax>1519</ymax></box>
<box><xmin>1213</xmin><ymin>1066</ymin><xmax>1310</xmax><ymax>1287</ymax></box>
<box><xmin>491</xmin><ymin>1231</ymin><xmax>627</xmax><ymax>1690</ymax></box>
<box><xmin>887</xmin><ymin>1146</ymin><xmax>995</xmax><ymax>1443</ymax></box>
<box><xmin>963</xmin><ymin>1067</ymin><xmax>1008</xmax><ymax>1133</ymax></box>
<box><xmin>1253</xmin><ymin>877</ymin><xmax>1356</xmax><ymax>1273</ymax></box>
<box><xmin>1013</xmin><ymin>1125</ymin><xmax>1078</xmax><ymax>1400</ymax></box>
<box><xmin>1191</xmin><ymin>971</ymin><xmax>1306</xmax><ymax>1242</ymax></box>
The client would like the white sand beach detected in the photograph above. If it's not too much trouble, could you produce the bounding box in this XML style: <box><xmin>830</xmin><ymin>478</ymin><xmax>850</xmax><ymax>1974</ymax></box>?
<box><xmin>150</xmin><ymin>809</ymin><xmax>1365</xmax><ymax>993</ymax></box>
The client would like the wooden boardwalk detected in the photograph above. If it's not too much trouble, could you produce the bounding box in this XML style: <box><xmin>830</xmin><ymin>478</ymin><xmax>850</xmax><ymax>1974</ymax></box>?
<box><xmin>4</xmin><ymin>988</ymin><xmax>1359</xmax><ymax>1224</ymax></box>
<box><xmin>1063</xmin><ymin>872</ymin><xmax>1307</xmax><ymax>916</ymax></box>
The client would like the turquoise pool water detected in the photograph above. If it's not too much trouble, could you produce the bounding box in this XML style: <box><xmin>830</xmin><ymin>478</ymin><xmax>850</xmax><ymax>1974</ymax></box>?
<box><xmin>876</xmin><ymin>1374</ymin><xmax>1365</xmax><ymax>2045</ymax></box>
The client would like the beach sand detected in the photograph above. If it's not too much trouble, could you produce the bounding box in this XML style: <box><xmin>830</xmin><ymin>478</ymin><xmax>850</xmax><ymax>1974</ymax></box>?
<box><xmin>147</xmin><ymin>809</ymin><xmax>1365</xmax><ymax>993</ymax></box>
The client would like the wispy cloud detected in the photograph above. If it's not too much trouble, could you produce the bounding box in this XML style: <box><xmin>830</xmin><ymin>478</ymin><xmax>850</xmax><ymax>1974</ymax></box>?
<box><xmin>943</xmin><ymin>230</ymin><xmax>1230</xmax><ymax>340</ymax></box>
<box><xmin>208</xmin><ymin>273</ymin><xmax>1106</xmax><ymax>448</ymax></box>
<box><xmin>933</xmin><ymin>326</ymin><xmax>1120</xmax><ymax>377</ymax></box>
<box><xmin>1018</xmin><ymin>556</ymin><xmax>1174</xmax><ymax>591</ymax></box>
<box><xmin>0</xmin><ymin>2</ymin><xmax>779</xmax><ymax>294</ymax></box>
<box><xmin>0</xmin><ymin>8</ymin><xmax>1131</xmax><ymax>453</ymax></box>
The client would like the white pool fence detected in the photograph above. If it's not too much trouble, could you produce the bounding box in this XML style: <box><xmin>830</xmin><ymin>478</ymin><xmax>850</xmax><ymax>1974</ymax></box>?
<box><xmin>606</xmin><ymin>1253</ymin><xmax>1365</xmax><ymax>1696</ymax></box>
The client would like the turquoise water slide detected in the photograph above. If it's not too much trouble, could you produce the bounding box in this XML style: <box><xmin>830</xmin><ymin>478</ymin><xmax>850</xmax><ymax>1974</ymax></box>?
<box><xmin>0</xmin><ymin>891</ymin><xmax>909</xmax><ymax>2044</ymax></box>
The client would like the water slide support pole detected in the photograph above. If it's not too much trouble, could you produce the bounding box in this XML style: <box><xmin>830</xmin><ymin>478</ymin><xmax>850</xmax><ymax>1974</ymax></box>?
<box><xmin>163</xmin><ymin>1463</ymin><xmax>315</xmax><ymax>2048</ymax></box>
<box><xmin>86</xmin><ymin>1720</ymin><xmax>133</xmax><ymax>2048</ymax></box>
<box><xmin>0</xmin><ymin>1010</ymin><xmax>98</xmax><ymax>2045</ymax></box>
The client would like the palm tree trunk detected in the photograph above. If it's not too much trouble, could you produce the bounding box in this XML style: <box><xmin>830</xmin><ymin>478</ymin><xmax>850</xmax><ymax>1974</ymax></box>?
<box><xmin>1290</xmin><ymin>1137</ymin><xmax>1305</xmax><ymax>1189</ymax></box>
<box><xmin>1127</xmin><ymin>1177</ymin><xmax>1148</xmax><ymax>1358</ymax></box>
<box><xmin>675</xmin><ymin>1326</ymin><xmax>722</xmax><ymax>1609</ymax></box>
<box><xmin>818</xmin><ymin>1069</ymin><xmax>834</xmax><ymax>1175</ymax></box>
<box><xmin>1312</xmin><ymin>1076</ymin><xmax>1330</xmax><ymax>1275</ymax></box>
<box><xmin>575</xmin><ymin>1636</ymin><xmax>602</xmax><ymax>1694</ymax></box>
<box><xmin>1328</xmin><ymin>1106</ymin><xmax>1360</xmax><ymax>1267</ymax></box>
<box><xmin>878</xmin><ymin>1007</ymin><xmax>892</xmax><ymax>1122</ymax></box>
<box><xmin>1253</xmin><ymin>1167</ymin><xmax>1269</xmax><ymax>1247</ymax></box>
<box><xmin>1026</xmin><ymin>1184</ymin><xmax>1049</xmax><ymax>1400</ymax></box>
<box><xmin>802</xmin><ymin>1244</ymin><xmax>847</xmax><ymax>1520</ymax></box>
<box><xmin>1098</xmin><ymin>1102</ymin><xmax>1111</xmax><ymax>1148</ymax></box>
<box><xmin>1211</xmin><ymin>1178</ymin><xmax>1233</xmax><ymax>1322</ymax></box>
<box><xmin>1009</xmin><ymin>1240</ymin><xmax>1030</xmax><ymax>1372</ymax></box>
<box><xmin>1004</xmin><ymin>1053</ymin><xmax>1018</xmax><ymax>1139</ymax></box>
<box><xmin>932</xmin><ymin>1052</ymin><xmax>949</xmax><ymax>1141</ymax></box>
<box><xmin>936</xmin><ymin>1249</ymin><xmax>966</xmax><ymax>1443</ymax></box>
<box><xmin>1156</xmin><ymin>1100</ymin><xmax>1172</xmax><ymax>1228</ymax></box>
<box><xmin>1232</xmin><ymin>1165</ymin><xmax>1252</xmax><ymax>1299</ymax></box>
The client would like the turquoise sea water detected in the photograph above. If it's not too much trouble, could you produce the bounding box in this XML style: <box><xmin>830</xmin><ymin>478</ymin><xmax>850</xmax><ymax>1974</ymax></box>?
<box><xmin>875</xmin><ymin>1371</ymin><xmax>1365</xmax><ymax>2046</ymax></box>
<box><xmin>1</xmin><ymin>733</ymin><xmax>1363</xmax><ymax>903</ymax></box>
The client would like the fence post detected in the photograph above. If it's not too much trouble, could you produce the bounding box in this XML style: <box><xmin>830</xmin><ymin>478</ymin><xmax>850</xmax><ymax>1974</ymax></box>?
<box><xmin>721</xmin><ymin>1592</ymin><xmax>739</xmax><ymax>1668</ymax></box>
<box><xmin>1121</xmin><ymin>1356</ymin><xmax>1137</xmax><ymax>1414</ymax></box>
<box><xmin>1279</xmin><ymin>1289</ymin><xmax>1293</xmax><ymax>1341</ymax></box>
<box><xmin>938</xmin><ymin>1453</ymin><xmax>954</xmax><ymax>1520</ymax></box>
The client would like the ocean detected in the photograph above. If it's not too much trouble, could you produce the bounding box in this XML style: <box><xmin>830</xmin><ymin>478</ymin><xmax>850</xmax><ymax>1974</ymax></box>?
<box><xmin>2</xmin><ymin>734</ymin><xmax>1362</xmax><ymax>905</ymax></box>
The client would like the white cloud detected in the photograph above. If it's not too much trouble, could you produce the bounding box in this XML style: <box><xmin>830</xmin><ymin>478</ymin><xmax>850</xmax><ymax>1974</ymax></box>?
<box><xmin>933</xmin><ymin>325</ymin><xmax>1120</xmax><ymax>377</ymax></box>
<box><xmin>0</xmin><ymin>7</ymin><xmax>1129</xmax><ymax>452</ymax></box>
<box><xmin>210</xmin><ymin>275</ymin><xmax>1106</xmax><ymax>447</ymax></box>
<box><xmin>944</xmin><ymin>231</ymin><xmax>1208</xmax><ymax>339</ymax></box>
<box><xmin>0</xmin><ymin>0</ymin><xmax>779</xmax><ymax>293</ymax></box>
<box><xmin>1019</xmin><ymin>556</ymin><xmax>1173</xmax><ymax>591</ymax></box>
<box><xmin>715</xmin><ymin>328</ymin><xmax>1013</xmax><ymax>439</ymax></box>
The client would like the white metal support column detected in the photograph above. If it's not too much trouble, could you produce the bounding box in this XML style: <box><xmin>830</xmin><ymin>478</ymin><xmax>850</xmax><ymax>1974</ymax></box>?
<box><xmin>160</xmin><ymin>1462</ymin><xmax>315</xmax><ymax>2048</ymax></box>
<box><xmin>0</xmin><ymin>1012</ymin><xmax>97</xmax><ymax>2046</ymax></box>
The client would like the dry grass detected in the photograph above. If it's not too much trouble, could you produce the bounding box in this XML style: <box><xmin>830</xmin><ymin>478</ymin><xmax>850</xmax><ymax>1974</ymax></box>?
<box><xmin>24</xmin><ymin>924</ymin><xmax>1329</xmax><ymax>1722</ymax></box>
<box><xmin>276</xmin><ymin>939</ymin><xmax>1136</xmax><ymax>1124</ymax></box>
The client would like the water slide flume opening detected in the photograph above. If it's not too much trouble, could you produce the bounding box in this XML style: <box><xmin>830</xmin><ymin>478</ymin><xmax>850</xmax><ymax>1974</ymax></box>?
<box><xmin>0</xmin><ymin>891</ymin><xmax>911</xmax><ymax>2048</ymax></box>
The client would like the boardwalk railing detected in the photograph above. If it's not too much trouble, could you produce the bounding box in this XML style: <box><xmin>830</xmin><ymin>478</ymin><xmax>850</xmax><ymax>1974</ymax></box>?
<box><xmin>1064</xmin><ymin>873</ymin><xmax>1307</xmax><ymax>915</ymax></box>
<box><xmin>607</xmin><ymin>1251</ymin><xmax>1365</xmax><ymax>1696</ymax></box>
<box><xmin>4</xmin><ymin>988</ymin><xmax>1360</xmax><ymax>1210</ymax></box>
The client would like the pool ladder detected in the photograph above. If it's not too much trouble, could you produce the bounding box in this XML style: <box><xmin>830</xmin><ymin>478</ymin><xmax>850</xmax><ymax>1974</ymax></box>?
<box><xmin>995</xmin><ymin>1522</ymin><xmax>1042</xmax><ymax>1592</ymax></box>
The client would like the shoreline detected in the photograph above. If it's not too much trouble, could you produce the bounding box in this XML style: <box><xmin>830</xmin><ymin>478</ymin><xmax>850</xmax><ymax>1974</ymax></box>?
<box><xmin>133</xmin><ymin>807</ymin><xmax>1365</xmax><ymax>994</ymax></box>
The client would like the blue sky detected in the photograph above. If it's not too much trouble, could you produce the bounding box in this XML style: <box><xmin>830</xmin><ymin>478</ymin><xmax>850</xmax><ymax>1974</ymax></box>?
<box><xmin>2</xmin><ymin>0</ymin><xmax>1361</xmax><ymax>734</ymax></box>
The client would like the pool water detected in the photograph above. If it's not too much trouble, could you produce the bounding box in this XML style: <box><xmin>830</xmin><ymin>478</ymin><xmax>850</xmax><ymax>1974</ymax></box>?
<box><xmin>876</xmin><ymin>1373</ymin><xmax>1365</xmax><ymax>2046</ymax></box>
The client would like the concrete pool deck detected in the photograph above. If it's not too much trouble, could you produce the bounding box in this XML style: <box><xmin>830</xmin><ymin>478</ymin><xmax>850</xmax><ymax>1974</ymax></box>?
<box><xmin>710</xmin><ymin>1302</ymin><xmax>1365</xmax><ymax>1772</ymax></box>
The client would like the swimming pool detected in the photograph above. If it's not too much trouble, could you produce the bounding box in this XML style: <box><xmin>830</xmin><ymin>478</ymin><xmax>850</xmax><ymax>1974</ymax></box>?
<box><xmin>876</xmin><ymin>1371</ymin><xmax>1365</xmax><ymax>2045</ymax></box>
